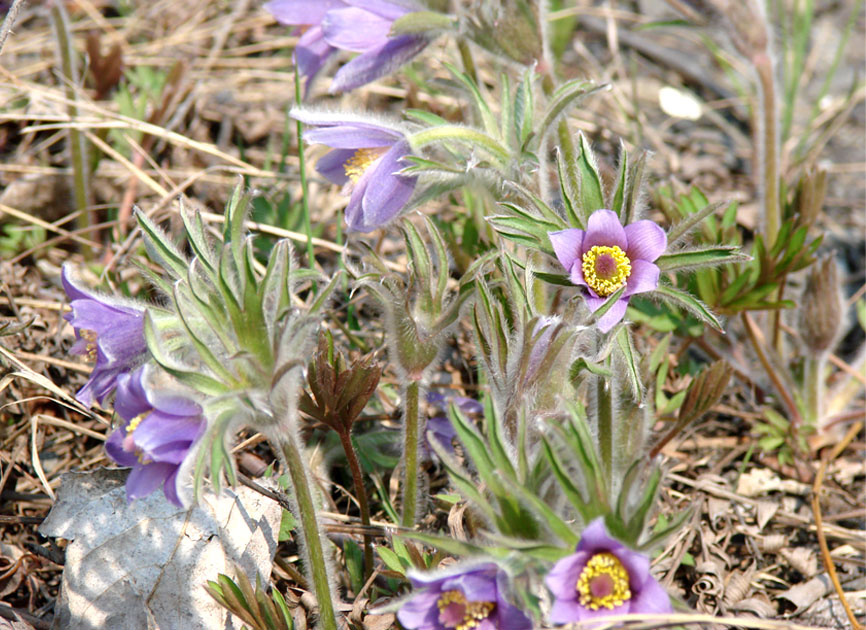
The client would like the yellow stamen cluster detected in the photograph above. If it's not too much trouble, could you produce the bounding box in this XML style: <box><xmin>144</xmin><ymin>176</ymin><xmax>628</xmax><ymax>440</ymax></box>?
<box><xmin>581</xmin><ymin>245</ymin><xmax>631</xmax><ymax>297</ymax></box>
<box><xmin>343</xmin><ymin>148</ymin><xmax>382</xmax><ymax>183</ymax></box>
<box><xmin>126</xmin><ymin>413</ymin><xmax>151</xmax><ymax>463</ymax></box>
<box><xmin>127</xmin><ymin>413</ymin><xmax>148</xmax><ymax>435</ymax></box>
<box><xmin>437</xmin><ymin>590</ymin><xmax>496</xmax><ymax>630</ymax></box>
<box><xmin>81</xmin><ymin>329</ymin><xmax>98</xmax><ymax>361</ymax></box>
<box><xmin>576</xmin><ymin>552</ymin><xmax>631</xmax><ymax>610</ymax></box>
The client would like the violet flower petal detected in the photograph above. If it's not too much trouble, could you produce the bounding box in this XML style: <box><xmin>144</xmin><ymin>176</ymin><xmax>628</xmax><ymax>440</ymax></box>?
<box><xmin>304</xmin><ymin>124</ymin><xmax>401</xmax><ymax>148</ymax></box>
<box><xmin>577</xmin><ymin>518</ymin><xmax>618</xmax><ymax>553</ymax></box>
<box><xmin>295</xmin><ymin>26</ymin><xmax>335</xmax><ymax>78</ymax></box>
<box><xmin>395</xmin><ymin>589</ymin><xmax>440</xmax><ymax>629</ymax></box>
<box><xmin>439</xmin><ymin>572</ymin><xmax>498</xmax><ymax>601</ymax></box>
<box><xmin>545</xmin><ymin>550</ymin><xmax>589</xmax><ymax>597</ymax></box>
<box><xmin>549</xmin><ymin>228</ymin><xmax>585</xmax><ymax>274</ymax></box>
<box><xmin>624</xmin><ymin>219</ymin><xmax>666</xmax><ymax>262</ymax></box>
<box><xmin>548</xmin><ymin>597</ymin><xmax>585</xmax><ymax>624</ymax></box>
<box><xmin>582</xmin><ymin>209</ymin><xmax>627</xmax><ymax>253</ymax></box>
<box><xmin>264</xmin><ymin>0</ymin><xmax>345</xmax><ymax>24</ymax></box>
<box><xmin>623</xmin><ymin>260</ymin><xmax>660</xmax><ymax>297</ymax></box>
<box><xmin>584</xmin><ymin>295</ymin><xmax>629</xmax><ymax>333</ymax></box>
<box><xmin>322</xmin><ymin>7</ymin><xmax>393</xmax><ymax>52</ymax></box>
<box><xmin>329</xmin><ymin>34</ymin><xmax>429</xmax><ymax>93</ymax></box>
<box><xmin>126</xmin><ymin>462</ymin><xmax>174</xmax><ymax>502</ymax></box>
<box><xmin>628</xmin><ymin>573</ymin><xmax>673</xmax><ymax>613</ymax></box>
<box><xmin>346</xmin><ymin>142</ymin><xmax>417</xmax><ymax>232</ymax></box>
<box><xmin>345</xmin><ymin>0</ymin><xmax>412</xmax><ymax>20</ymax></box>
<box><xmin>315</xmin><ymin>148</ymin><xmax>355</xmax><ymax>185</ymax></box>
<box><xmin>105</xmin><ymin>428</ymin><xmax>138</xmax><ymax>467</ymax></box>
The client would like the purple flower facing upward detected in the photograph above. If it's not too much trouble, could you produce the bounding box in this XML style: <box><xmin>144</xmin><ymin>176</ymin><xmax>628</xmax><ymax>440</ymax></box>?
<box><xmin>62</xmin><ymin>264</ymin><xmax>148</xmax><ymax>407</ymax></box>
<box><xmin>292</xmin><ymin>109</ymin><xmax>416</xmax><ymax>232</ymax></box>
<box><xmin>545</xmin><ymin>518</ymin><xmax>672</xmax><ymax>624</ymax></box>
<box><xmin>548</xmin><ymin>210</ymin><xmax>666</xmax><ymax>333</ymax></box>
<box><xmin>105</xmin><ymin>367</ymin><xmax>205</xmax><ymax>507</ymax></box>
<box><xmin>397</xmin><ymin>562</ymin><xmax>533</xmax><ymax>630</ymax></box>
<box><xmin>265</xmin><ymin>0</ymin><xmax>429</xmax><ymax>94</ymax></box>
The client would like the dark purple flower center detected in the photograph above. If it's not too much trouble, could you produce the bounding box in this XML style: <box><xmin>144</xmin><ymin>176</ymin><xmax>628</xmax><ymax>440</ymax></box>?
<box><xmin>581</xmin><ymin>245</ymin><xmax>631</xmax><ymax>297</ymax></box>
<box><xmin>576</xmin><ymin>552</ymin><xmax>631</xmax><ymax>610</ymax></box>
<box><xmin>437</xmin><ymin>590</ymin><xmax>495</xmax><ymax>630</ymax></box>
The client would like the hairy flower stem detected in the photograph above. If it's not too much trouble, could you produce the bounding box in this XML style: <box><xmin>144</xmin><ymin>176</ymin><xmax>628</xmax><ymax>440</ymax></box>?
<box><xmin>294</xmin><ymin>66</ymin><xmax>316</xmax><ymax>271</ymax></box>
<box><xmin>754</xmin><ymin>53</ymin><xmax>781</xmax><ymax>247</ymax></box>
<box><xmin>401</xmin><ymin>380</ymin><xmax>421</xmax><ymax>527</ymax></box>
<box><xmin>597</xmin><ymin>370</ymin><xmax>614</xmax><ymax>484</ymax></box>
<box><xmin>51</xmin><ymin>2</ymin><xmax>93</xmax><ymax>259</ymax></box>
<box><xmin>336</xmin><ymin>429</ymin><xmax>373</xmax><ymax>581</ymax></box>
<box><xmin>457</xmin><ymin>38</ymin><xmax>478</xmax><ymax>84</ymax></box>
<box><xmin>804</xmin><ymin>356</ymin><xmax>824</xmax><ymax>429</ymax></box>
<box><xmin>278</xmin><ymin>435</ymin><xmax>337</xmax><ymax>630</ymax></box>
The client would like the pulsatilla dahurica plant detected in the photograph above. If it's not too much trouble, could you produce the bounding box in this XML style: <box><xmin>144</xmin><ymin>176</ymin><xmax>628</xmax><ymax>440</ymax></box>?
<box><xmin>64</xmin><ymin>186</ymin><xmax>344</xmax><ymax>630</ymax></box>
<box><xmin>44</xmin><ymin>0</ymin><xmax>823</xmax><ymax>626</ymax></box>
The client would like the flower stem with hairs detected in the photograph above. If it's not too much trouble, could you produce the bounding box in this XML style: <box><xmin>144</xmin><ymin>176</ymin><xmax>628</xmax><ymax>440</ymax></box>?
<box><xmin>401</xmin><ymin>380</ymin><xmax>421</xmax><ymax>528</ymax></box>
<box><xmin>278</xmin><ymin>432</ymin><xmax>337</xmax><ymax>630</ymax></box>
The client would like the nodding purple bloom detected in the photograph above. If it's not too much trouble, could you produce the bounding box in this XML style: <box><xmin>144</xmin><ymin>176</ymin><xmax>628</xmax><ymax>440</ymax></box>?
<box><xmin>324</xmin><ymin>0</ymin><xmax>430</xmax><ymax>93</ymax></box>
<box><xmin>265</xmin><ymin>0</ymin><xmax>429</xmax><ymax>94</ymax></box>
<box><xmin>105</xmin><ymin>367</ymin><xmax>205</xmax><ymax>507</ymax></box>
<box><xmin>62</xmin><ymin>264</ymin><xmax>148</xmax><ymax>407</ymax></box>
<box><xmin>292</xmin><ymin>109</ymin><xmax>416</xmax><ymax>232</ymax></box>
<box><xmin>423</xmin><ymin>392</ymin><xmax>483</xmax><ymax>458</ymax></box>
<box><xmin>264</xmin><ymin>0</ymin><xmax>347</xmax><ymax>93</ymax></box>
<box><xmin>397</xmin><ymin>562</ymin><xmax>533</xmax><ymax>630</ymax></box>
<box><xmin>548</xmin><ymin>210</ymin><xmax>666</xmax><ymax>333</ymax></box>
<box><xmin>545</xmin><ymin>518</ymin><xmax>672</xmax><ymax>625</ymax></box>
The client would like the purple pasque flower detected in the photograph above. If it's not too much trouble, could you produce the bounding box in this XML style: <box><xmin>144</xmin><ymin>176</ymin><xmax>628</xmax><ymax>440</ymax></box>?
<box><xmin>397</xmin><ymin>562</ymin><xmax>533</xmax><ymax>630</ymax></box>
<box><xmin>545</xmin><ymin>518</ymin><xmax>672</xmax><ymax>624</ymax></box>
<box><xmin>548</xmin><ymin>210</ymin><xmax>667</xmax><ymax>333</ymax></box>
<box><xmin>264</xmin><ymin>0</ymin><xmax>347</xmax><ymax>93</ymax></box>
<box><xmin>265</xmin><ymin>0</ymin><xmax>429</xmax><ymax>94</ymax></box>
<box><xmin>323</xmin><ymin>0</ymin><xmax>430</xmax><ymax>93</ymax></box>
<box><xmin>105</xmin><ymin>366</ymin><xmax>205</xmax><ymax>507</ymax></box>
<box><xmin>292</xmin><ymin>109</ymin><xmax>416</xmax><ymax>232</ymax></box>
<box><xmin>62</xmin><ymin>264</ymin><xmax>148</xmax><ymax>407</ymax></box>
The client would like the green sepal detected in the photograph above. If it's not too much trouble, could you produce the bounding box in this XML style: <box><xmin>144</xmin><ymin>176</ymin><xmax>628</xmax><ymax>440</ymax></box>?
<box><xmin>402</xmin><ymin>532</ymin><xmax>500</xmax><ymax>560</ymax></box>
<box><xmin>555</xmin><ymin>149</ymin><xmax>583</xmax><ymax>228</ymax></box>
<box><xmin>539</xmin><ymin>436</ymin><xmax>596</xmax><ymax>523</ymax></box>
<box><xmin>442</xmin><ymin>62</ymin><xmax>499</xmax><ymax>139</ymax></box>
<box><xmin>135</xmin><ymin>209</ymin><xmax>188</xmax><ymax>280</ymax></box>
<box><xmin>615</xmin><ymin>327</ymin><xmax>643</xmax><ymax>401</ymax></box>
<box><xmin>666</xmin><ymin>200</ymin><xmax>727</xmax><ymax>246</ymax></box>
<box><xmin>513</xmin><ymin>68</ymin><xmax>535</xmax><ymax>150</ymax></box>
<box><xmin>172</xmin><ymin>283</ymin><xmax>238</xmax><ymax>386</ymax></box>
<box><xmin>655</xmin><ymin>247</ymin><xmax>749</xmax><ymax>272</ymax></box>
<box><xmin>179</xmin><ymin>205</ymin><xmax>217</xmax><ymax>277</ymax></box>
<box><xmin>576</xmin><ymin>132</ymin><xmax>605</xmax><ymax>215</ymax></box>
<box><xmin>533</xmin><ymin>80</ymin><xmax>602</xmax><ymax>151</ymax></box>
<box><xmin>389</xmin><ymin>10</ymin><xmax>455</xmax><ymax>35</ymax></box>
<box><xmin>609</xmin><ymin>142</ymin><xmax>628</xmax><ymax>218</ymax></box>
<box><xmin>404</xmin><ymin>109</ymin><xmax>450</xmax><ymax>127</ymax></box>
<box><xmin>653</xmin><ymin>283</ymin><xmax>723</xmax><ymax>331</ymax></box>
<box><xmin>143</xmin><ymin>311</ymin><xmax>230</xmax><ymax>396</ymax></box>
<box><xmin>587</xmin><ymin>285</ymin><xmax>627</xmax><ymax>326</ymax></box>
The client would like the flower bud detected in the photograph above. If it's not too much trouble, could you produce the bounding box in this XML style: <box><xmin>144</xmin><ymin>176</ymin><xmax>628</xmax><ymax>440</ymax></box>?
<box><xmin>799</xmin><ymin>256</ymin><xmax>843</xmax><ymax>354</ymax></box>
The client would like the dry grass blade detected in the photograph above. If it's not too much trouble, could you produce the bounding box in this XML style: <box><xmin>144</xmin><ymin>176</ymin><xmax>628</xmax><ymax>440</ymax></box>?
<box><xmin>811</xmin><ymin>420</ymin><xmax>864</xmax><ymax>630</ymax></box>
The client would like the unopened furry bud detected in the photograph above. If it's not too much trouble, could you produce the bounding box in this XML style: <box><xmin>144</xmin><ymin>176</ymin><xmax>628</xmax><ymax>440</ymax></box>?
<box><xmin>799</xmin><ymin>256</ymin><xmax>843</xmax><ymax>354</ymax></box>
